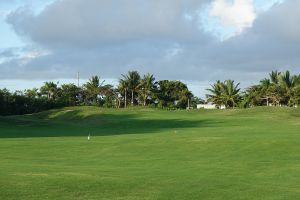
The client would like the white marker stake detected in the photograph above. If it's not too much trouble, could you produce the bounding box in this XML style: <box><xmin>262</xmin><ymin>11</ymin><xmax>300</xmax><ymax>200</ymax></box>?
<box><xmin>88</xmin><ymin>133</ymin><xmax>90</xmax><ymax>141</ymax></box>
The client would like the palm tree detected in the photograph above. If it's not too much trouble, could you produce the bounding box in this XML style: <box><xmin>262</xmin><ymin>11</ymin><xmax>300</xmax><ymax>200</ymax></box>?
<box><xmin>243</xmin><ymin>85</ymin><xmax>262</xmax><ymax>107</ymax></box>
<box><xmin>40</xmin><ymin>82</ymin><xmax>58</xmax><ymax>100</ymax></box>
<box><xmin>206</xmin><ymin>80</ymin><xmax>240</xmax><ymax>108</ymax></box>
<box><xmin>289</xmin><ymin>85</ymin><xmax>300</xmax><ymax>106</ymax></box>
<box><xmin>179</xmin><ymin>88</ymin><xmax>193</xmax><ymax>109</ymax></box>
<box><xmin>278</xmin><ymin>70</ymin><xmax>295</xmax><ymax>105</ymax></box>
<box><xmin>118</xmin><ymin>78</ymin><xmax>129</xmax><ymax>108</ymax></box>
<box><xmin>100</xmin><ymin>84</ymin><xmax>117</xmax><ymax>107</ymax></box>
<box><xmin>84</xmin><ymin>76</ymin><xmax>104</xmax><ymax>103</ymax></box>
<box><xmin>293</xmin><ymin>75</ymin><xmax>300</xmax><ymax>86</ymax></box>
<box><xmin>24</xmin><ymin>88</ymin><xmax>39</xmax><ymax>99</ymax></box>
<box><xmin>259</xmin><ymin>78</ymin><xmax>272</xmax><ymax>106</ymax></box>
<box><xmin>265</xmin><ymin>70</ymin><xmax>282</xmax><ymax>106</ymax></box>
<box><xmin>121</xmin><ymin>71</ymin><xmax>141</xmax><ymax>106</ymax></box>
<box><xmin>278</xmin><ymin>71</ymin><xmax>300</xmax><ymax>106</ymax></box>
<box><xmin>269</xmin><ymin>70</ymin><xmax>281</xmax><ymax>85</ymax></box>
<box><xmin>221</xmin><ymin>80</ymin><xmax>241</xmax><ymax>108</ymax></box>
<box><xmin>206</xmin><ymin>80</ymin><xmax>223</xmax><ymax>107</ymax></box>
<box><xmin>113</xmin><ymin>88</ymin><xmax>122</xmax><ymax>108</ymax></box>
<box><xmin>280</xmin><ymin>70</ymin><xmax>294</xmax><ymax>89</ymax></box>
<box><xmin>139</xmin><ymin>73</ymin><xmax>157</xmax><ymax>106</ymax></box>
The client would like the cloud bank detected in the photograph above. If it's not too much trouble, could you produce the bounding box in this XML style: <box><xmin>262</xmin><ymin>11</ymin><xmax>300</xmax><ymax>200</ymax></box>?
<box><xmin>1</xmin><ymin>0</ymin><xmax>299</xmax><ymax>87</ymax></box>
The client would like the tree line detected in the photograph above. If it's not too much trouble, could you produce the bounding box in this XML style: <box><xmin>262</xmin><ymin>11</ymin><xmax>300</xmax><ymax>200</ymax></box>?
<box><xmin>206</xmin><ymin>70</ymin><xmax>300</xmax><ymax>108</ymax></box>
<box><xmin>1</xmin><ymin>70</ymin><xmax>300</xmax><ymax>115</ymax></box>
<box><xmin>0</xmin><ymin>71</ymin><xmax>202</xmax><ymax>115</ymax></box>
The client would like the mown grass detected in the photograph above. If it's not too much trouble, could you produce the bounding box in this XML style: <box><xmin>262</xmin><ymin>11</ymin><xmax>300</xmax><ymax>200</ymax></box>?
<box><xmin>0</xmin><ymin>106</ymin><xmax>299</xmax><ymax>200</ymax></box>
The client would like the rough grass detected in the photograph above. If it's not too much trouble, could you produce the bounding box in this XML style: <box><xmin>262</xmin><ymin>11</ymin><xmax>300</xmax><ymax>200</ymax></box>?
<box><xmin>0</xmin><ymin>106</ymin><xmax>299</xmax><ymax>200</ymax></box>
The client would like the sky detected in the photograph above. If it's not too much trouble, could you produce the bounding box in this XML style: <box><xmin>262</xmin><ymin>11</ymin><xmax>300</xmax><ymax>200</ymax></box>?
<box><xmin>0</xmin><ymin>0</ymin><xmax>299</xmax><ymax>98</ymax></box>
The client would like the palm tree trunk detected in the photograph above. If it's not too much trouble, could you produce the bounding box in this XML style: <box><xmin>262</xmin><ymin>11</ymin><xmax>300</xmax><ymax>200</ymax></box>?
<box><xmin>131</xmin><ymin>90</ymin><xmax>134</xmax><ymax>106</ymax></box>
<box><xmin>124</xmin><ymin>89</ymin><xmax>127</xmax><ymax>108</ymax></box>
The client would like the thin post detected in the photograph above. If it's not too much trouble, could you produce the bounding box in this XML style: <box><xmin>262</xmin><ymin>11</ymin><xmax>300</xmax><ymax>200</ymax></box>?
<box><xmin>124</xmin><ymin>88</ymin><xmax>127</xmax><ymax>108</ymax></box>
<box><xmin>77</xmin><ymin>72</ymin><xmax>80</xmax><ymax>87</ymax></box>
<box><xmin>131</xmin><ymin>90</ymin><xmax>134</xmax><ymax>106</ymax></box>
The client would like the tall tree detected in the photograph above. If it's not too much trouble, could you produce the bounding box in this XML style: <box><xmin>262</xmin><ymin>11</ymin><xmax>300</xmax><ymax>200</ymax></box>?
<box><xmin>60</xmin><ymin>84</ymin><xmax>80</xmax><ymax>106</ymax></box>
<box><xmin>139</xmin><ymin>73</ymin><xmax>157</xmax><ymax>106</ymax></box>
<box><xmin>24</xmin><ymin>88</ymin><xmax>39</xmax><ymax>99</ymax></box>
<box><xmin>99</xmin><ymin>84</ymin><xmax>117</xmax><ymax>108</ymax></box>
<box><xmin>0</xmin><ymin>89</ymin><xmax>11</xmax><ymax>115</ymax></box>
<box><xmin>221</xmin><ymin>80</ymin><xmax>241</xmax><ymax>108</ymax></box>
<box><xmin>269</xmin><ymin>70</ymin><xmax>281</xmax><ymax>85</ymax></box>
<box><xmin>206</xmin><ymin>80</ymin><xmax>223</xmax><ymax>107</ymax></box>
<box><xmin>118</xmin><ymin>78</ymin><xmax>129</xmax><ymax>108</ymax></box>
<box><xmin>278</xmin><ymin>71</ymin><xmax>295</xmax><ymax>105</ymax></box>
<box><xmin>280</xmin><ymin>70</ymin><xmax>294</xmax><ymax>89</ymax></box>
<box><xmin>40</xmin><ymin>82</ymin><xmax>59</xmax><ymax>100</ymax></box>
<box><xmin>289</xmin><ymin>85</ymin><xmax>300</xmax><ymax>106</ymax></box>
<box><xmin>259</xmin><ymin>78</ymin><xmax>272</xmax><ymax>106</ymax></box>
<box><xmin>157</xmin><ymin>80</ymin><xmax>192</xmax><ymax>109</ymax></box>
<box><xmin>206</xmin><ymin>80</ymin><xmax>240</xmax><ymax>108</ymax></box>
<box><xmin>121</xmin><ymin>71</ymin><xmax>141</xmax><ymax>106</ymax></box>
<box><xmin>84</xmin><ymin>76</ymin><xmax>103</xmax><ymax>103</ymax></box>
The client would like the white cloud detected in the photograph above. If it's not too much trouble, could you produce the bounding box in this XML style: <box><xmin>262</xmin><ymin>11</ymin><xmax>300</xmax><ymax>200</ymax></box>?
<box><xmin>209</xmin><ymin>0</ymin><xmax>256</xmax><ymax>38</ymax></box>
<box><xmin>20</xmin><ymin>49</ymin><xmax>51</xmax><ymax>65</ymax></box>
<box><xmin>22</xmin><ymin>49</ymin><xmax>51</xmax><ymax>59</ymax></box>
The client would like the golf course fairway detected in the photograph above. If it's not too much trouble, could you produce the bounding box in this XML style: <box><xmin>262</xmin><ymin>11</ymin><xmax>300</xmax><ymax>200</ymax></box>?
<box><xmin>0</xmin><ymin>106</ymin><xmax>299</xmax><ymax>200</ymax></box>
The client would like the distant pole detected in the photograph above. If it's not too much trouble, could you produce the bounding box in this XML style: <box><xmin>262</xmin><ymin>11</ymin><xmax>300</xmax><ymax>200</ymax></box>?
<box><xmin>131</xmin><ymin>90</ymin><xmax>134</xmax><ymax>106</ymax></box>
<box><xmin>124</xmin><ymin>88</ymin><xmax>127</xmax><ymax>108</ymax></box>
<box><xmin>188</xmin><ymin>98</ymin><xmax>190</xmax><ymax>109</ymax></box>
<box><xmin>77</xmin><ymin>72</ymin><xmax>80</xmax><ymax>87</ymax></box>
<box><xmin>262</xmin><ymin>96</ymin><xmax>270</xmax><ymax>106</ymax></box>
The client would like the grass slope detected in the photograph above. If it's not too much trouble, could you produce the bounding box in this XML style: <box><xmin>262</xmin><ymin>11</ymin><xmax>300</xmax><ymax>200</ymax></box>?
<box><xmin>0</xmin><ymin>106</ymin><xmax>299</xmax><ymax>200</ymax></box>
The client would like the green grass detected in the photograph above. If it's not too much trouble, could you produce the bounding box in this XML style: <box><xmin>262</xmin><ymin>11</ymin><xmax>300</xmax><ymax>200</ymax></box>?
<box><xmin>0</xmin><ymin>106</ymin><xmax>299</xmax><ymax>200</ymax></box>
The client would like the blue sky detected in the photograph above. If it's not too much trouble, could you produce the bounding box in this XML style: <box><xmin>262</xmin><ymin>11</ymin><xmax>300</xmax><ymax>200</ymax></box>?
<box><xmin>0</xmin><ymin>0</ymin><xmax>54</xmax><ymax>48</ymax></box>
<box><xmin>254</xmin><ymin>0</ymin><xmax>284</xmax><ymax>11</ymax></box>
<box><xmin>1</xmin><ymin>0</ymin><xmax>299</xmax><ymax>98</ymax></box>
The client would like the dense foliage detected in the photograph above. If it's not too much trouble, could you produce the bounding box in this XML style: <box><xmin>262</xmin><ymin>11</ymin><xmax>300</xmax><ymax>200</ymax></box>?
<box><xmin>2</xmin><ymin>70</ymin><xmax>300</xmax><ymax>115</ymax></box>
<box><xmin>206</xmin><ymin>70</ymin><xmax>300</xmax><ymax>108</ymax></box>
<box><xmin>206</xmin><ymin>80</ymin><xmax>241</xmax><ymax>108</ymax></box>
<box><xmin>0</xmin><ymin>71</ymin><xmax>197</xmax><ymax>115</ymax></box>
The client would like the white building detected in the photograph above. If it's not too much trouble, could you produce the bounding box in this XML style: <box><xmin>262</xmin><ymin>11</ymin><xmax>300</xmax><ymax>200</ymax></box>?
<box><xmin>197</xmin><ymin>103</ymin><xmax>216</xmax><ymax>109</ymax></box>
<box><xmin>197</xmin><ymin>103</ymin><xmax>226</xmax><ymax>109</ymax></box>
<box><xmin>220</xmin><ymin>105</ymin><xmax>226</xmax><ymax>109</ymax></box>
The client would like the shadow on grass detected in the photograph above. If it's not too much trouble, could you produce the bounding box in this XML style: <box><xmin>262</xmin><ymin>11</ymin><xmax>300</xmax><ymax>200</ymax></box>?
<box><xmin>0</xmin><ymin>109</ymin><xmax>222</xmax><ymax>138</ymax></box>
